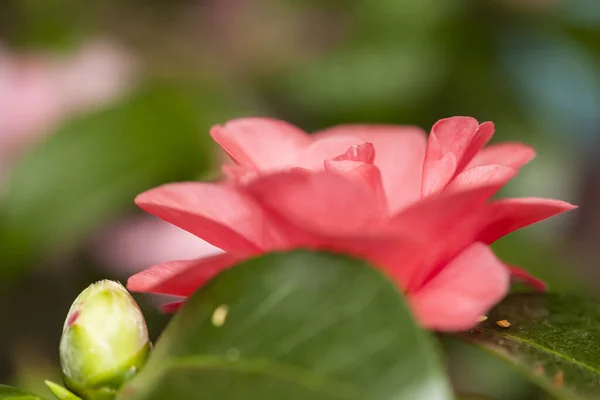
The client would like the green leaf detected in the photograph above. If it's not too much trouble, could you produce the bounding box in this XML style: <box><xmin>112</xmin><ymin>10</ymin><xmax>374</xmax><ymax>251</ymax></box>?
<box><xmin>0</xmin><ymin>82</ymin><xmax>228</xmax><ymax>278</ymax></box>
<box><xmin>455</xmin><ymin>395</ymin><xmax>492</xmax><ymax>400</ymax></box>
<box><xmin>118</xmin><ymin>250</ymin><xmax>454</xmax><ymax>400</ymax></box>
<box><xmin>271</xmin><ymin>40</ymin><xmax>445</xmax><ymax>121</ymax></box>
<box><xmin>492</xmin><ymin>232</ymin><xmax>585</xmax><ymax>293</ymax></box>
<box><xmin>456</xmin><ymin>293</ymin><xmax>600</xmax><ymax>399</ymax></box>
<box><xmin>44</xmin><ymin>382</ymin><xmax>82</xmax><ymax>400</ymax></box>
<box><xmin>0</xmin><ymin>385</ymin><xmax>46</xmax><ymax>400</ymax></box>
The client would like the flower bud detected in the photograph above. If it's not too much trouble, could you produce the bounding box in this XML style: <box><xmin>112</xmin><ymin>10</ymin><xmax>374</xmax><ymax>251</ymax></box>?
<box><xmin>59</xmin><ymin>280</ymin><xmax>150</xmax><ymax>400</ymax></box>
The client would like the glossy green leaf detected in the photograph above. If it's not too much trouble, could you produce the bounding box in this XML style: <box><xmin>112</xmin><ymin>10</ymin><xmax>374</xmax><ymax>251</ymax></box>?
<box><xmin>0</xmin><ymin>385</ymin><xmax>46</xmax><ymax>400</ymax></box>
<box><xmin>44</xmin><ymin>382</ymin><xmax>82</xmax><ymax>400</ymax></box>
<box><xmin>118</xmin><ymin>250</ymin><xmax>454</xmax><ymax>400</ymax></box>
<box><xmin>457</xmin><ymin>293</ymin><xmax>600</xmax><ymax>399</ymax></box>
<box><xmin>0</xmin><ymin>82</ymin><xmax>229</xmax><ymax>278</ymax></box>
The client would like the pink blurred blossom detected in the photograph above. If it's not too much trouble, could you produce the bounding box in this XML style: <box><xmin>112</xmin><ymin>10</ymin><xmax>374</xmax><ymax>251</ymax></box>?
<box><xmin>90</xmin><ymin>216</ymin><xmax>222</xmax><ymax>309</ymax></box>
<box><xmin>0</xmin><ymin>39</ymin><xmax>135</xmax><ymax>170</ymax></box>
<box><xmin>92</xmin><ymin>216</ymin><xmax>222</xmax><ymax>277</ymax></box>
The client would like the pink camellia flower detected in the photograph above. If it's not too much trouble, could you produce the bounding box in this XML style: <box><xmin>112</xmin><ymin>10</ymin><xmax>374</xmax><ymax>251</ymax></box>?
<box><xmin>126</xmin><ymin>117</ymin><xmax>575</xmax><ymax>331</ymax></box>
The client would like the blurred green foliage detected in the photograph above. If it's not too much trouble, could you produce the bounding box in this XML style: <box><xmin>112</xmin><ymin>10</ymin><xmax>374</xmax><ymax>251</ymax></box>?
<box><xmin>0</xmin><ymin>82</ymin><xmax>233</xmax><ymax>280</ymax></box>
<box><xmin>0</xmin><ymin>0</ymin><xmax>597</xmax><ymax>399</ymax></box>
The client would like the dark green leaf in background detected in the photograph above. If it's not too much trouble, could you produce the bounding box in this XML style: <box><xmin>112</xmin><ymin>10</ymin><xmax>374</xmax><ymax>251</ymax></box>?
<box><xmin>118</xmin><ymin>250</ymin><xmax>454</xmax><ymax>400</ymax></box>
<box><xmin>0</xmin><ymin>82</ymin><xmax>234</xmax><ymax>280</ymax></box>
<box><xmin>270</xmin><ymin>40</ymin><xmax>445</xmax><ymax>124</ymax></box>
<box><xmin>500</xmin><ymin>29</ymin><xmax>600</xmax><ymax>138</ymax></box>
<box><xmin>455</xmin><ymin>394</ymin><xmax>493</xmax><ymax>400</ymax></box>
<box><xmin>457</xmin><ymin>293</ymin><xmax>600</xmax><ymax>400</ymax></box>
<box><xmin>492</xmin><ymin>233</ymin><xmax>586</xmax><ymax>294</ymax></box>
<box><xmin>0</xmin><ymin>385</ymin><xmax>45</xmax><ymax>400</ymax></box>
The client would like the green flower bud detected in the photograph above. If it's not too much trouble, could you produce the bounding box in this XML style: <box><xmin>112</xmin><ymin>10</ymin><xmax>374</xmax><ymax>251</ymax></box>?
<box><xmin>59</xmin><ymin>280</ymin><xmax>151</xmax><ymax>400</ymax></box>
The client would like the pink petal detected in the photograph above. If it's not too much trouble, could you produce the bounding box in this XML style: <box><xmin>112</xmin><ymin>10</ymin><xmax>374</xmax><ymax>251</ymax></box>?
<box><xmin>332</xmin><ymin>142</ymin><xmax>376</xmax><ymax>164</ymax></box>
<box><xmin>334</xmin><ymin>185</ymin><xmax>503</xmax><ymax>292</ymax></box>
<box><xmin>127</xmin><ymin>253</ymin><xmax>239</xmax><ymax>296</ymax></box>
<box><xmin>325</xmin><ymin>159</ymin><xmax>388</xmax><ymax>213</ymax></box>
<box><xmin>210</xmin><ymin>118</ymin><xmax>311</xmax><ymax>170</ymax></box>
<box><xmin>409</xmin><ymin>242</ymin><xmax>510</xmax><ymax>331</ymax></box>
<box><xmin>161</xmin><ymin>301</ymin><xmax>185</xmax><ymax>313</ymax></box>
<box><xmin>222</xmin><ymin>164</ymin><xmax>256</xmax><ymax>182</ymax></box>
<box><xmin>422</xmin><ymin>117</ymin><xmax>494</xmax><ymax>196</ymax></box>
<box><xmin>294</xmin><ymin>135</ymin><xmax>366</xmax><ymax>171</ymax></box>
<box><xmin>135</xmin><ymin>182</ymin><xmax>288</xmax><ymax>254</ymax></box>
<box><xmin>468</xmin><ymin>142</ymin><xmax>536</xmax><ymax>170</ymax></box>
<box><xmin>390</xmin><ymin>194</ymin><xmax>574</xmax><ymax>294</ymax></box>
<box><xmin>443</xmin><ymin>165</ymin><xmax>517</xmax><ymax>195</ymax></box>
<box><xmin>245</xmin><ymin>170</ymin><xmax>382</xmax><ymax>237</ymax></box>
<box><xmin>315</xmin><ymin>124</ymin><xmax>427</xmax><ymax>212</ymax></box>
<box><xmin>455</xmin><ymin>121</ymin><xmax>495</xmax><ymax>172</ymax></box>
<box><xmin>90</xmin><ymin>216</ymin><xmax>223</xmax><ymax>275</ymax></box>
<box><xmin>327</xmin><ymin>234</ymin><xmax>424</xmax><ymax>292</ymax></box>
<box><xmin>478</xmin><ymin>198</ymin><xmax>577</xmax><ymax>244</ymax></box>
<box><xmin>387</xmin><ymin>184</ymin><xmax>509</xmax><ymax>243</ymax></box>
<box><xmin>508</xmin><ymin>265</ymin><xmax>548</xmax><ymax>292</ymax></box>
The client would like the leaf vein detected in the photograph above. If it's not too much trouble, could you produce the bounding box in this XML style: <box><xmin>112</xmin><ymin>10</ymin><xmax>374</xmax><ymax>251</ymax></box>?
<box><xmin>485</xmin><ymin>330</ymin><xmax>600</xmax><ymax>376</ymax></box>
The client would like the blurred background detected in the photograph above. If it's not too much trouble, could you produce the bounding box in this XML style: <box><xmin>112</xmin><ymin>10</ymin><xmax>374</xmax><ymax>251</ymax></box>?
<box><xmin>0</xmin><ymin>0</ymin><xmax>598</xmax><ymax>399</ymax></box>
